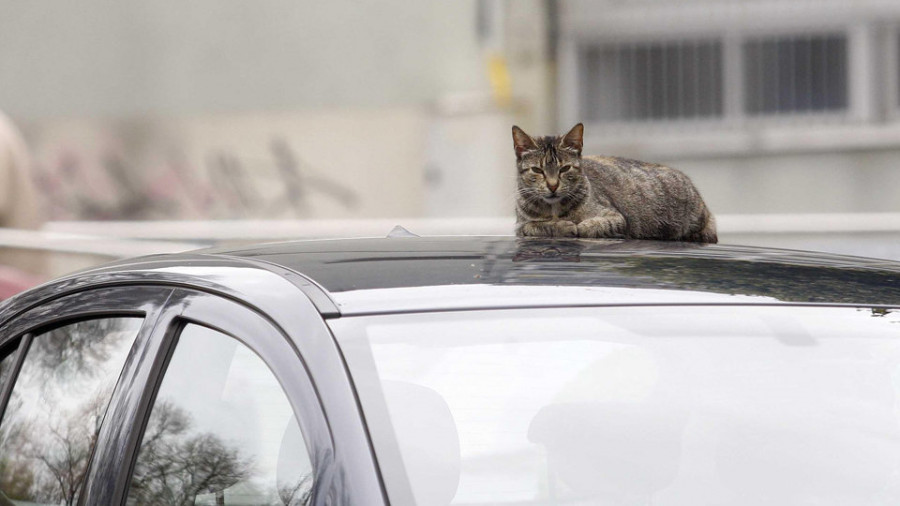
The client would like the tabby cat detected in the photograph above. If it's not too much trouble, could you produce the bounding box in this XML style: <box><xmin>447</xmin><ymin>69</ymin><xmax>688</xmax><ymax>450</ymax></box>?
<box><xmin>513</xmin><ymin>123</ymin><xmax>717</xmax><ymax>243</ymax></box>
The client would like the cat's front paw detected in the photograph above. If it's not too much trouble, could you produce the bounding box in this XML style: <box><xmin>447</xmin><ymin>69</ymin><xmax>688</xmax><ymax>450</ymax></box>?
<box><xmin>520</xmin><ymin>220</ymin><xmax>578</xmax><ymax>238</ymax></box>
<box><xmin>577</xmin><ymin>217</ymin><xmax>624</xmax><ymax>238</ymax></box>
<box><xmin>552</xmin><ymin>220</ymin><xmax>578</xmax><ymax>237</ymax></box>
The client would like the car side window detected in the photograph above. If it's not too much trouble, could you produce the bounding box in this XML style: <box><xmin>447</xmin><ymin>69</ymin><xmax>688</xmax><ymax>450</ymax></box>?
<box><xmin>126</xmin><ymin>323</ymin><xmax>314</xmax><ymax>506</ymax></box>
<box><xmin>0</xmin><ymin>317</ymin><xmax>143</xmax><ymax>505</ymax></box>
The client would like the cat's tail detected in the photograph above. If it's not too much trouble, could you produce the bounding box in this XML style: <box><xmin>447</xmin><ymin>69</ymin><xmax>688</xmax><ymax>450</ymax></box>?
<box><xmin>688</xmin><ymin>210</ymin><xmax>718</xmax><ymax>244</ymax></box>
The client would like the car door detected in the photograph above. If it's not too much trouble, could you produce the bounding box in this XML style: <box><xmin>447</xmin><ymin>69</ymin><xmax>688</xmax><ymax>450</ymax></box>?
<box><xmin>101</xmin><ymin>287</ymin><xmax>335</xmax><ymax>505</ymax></box>
<box><xmin>0</xmin><ymin>281</ymin><xmax>377</xmax><ymax>506</ymax></box>
<box><xmin>0</xmin><ymin>285</ymin><xmax>173</xmax><ymax>506</ymax></box>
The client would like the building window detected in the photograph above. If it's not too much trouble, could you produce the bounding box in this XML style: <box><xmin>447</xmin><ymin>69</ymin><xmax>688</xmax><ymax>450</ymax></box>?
<box><xmin>577</xmin><ymin>33</ymin><xmax>850</xmax><ymax>125</ymax></box>
<box><xmin>581</xmin><ymin>40</ymin><xmax>724</xmax><ymax>122</ymax></box>
<box><xmin>744</xmin><ymin>34</ymin><xmax>848</xmax><ymax>115</ymax></box>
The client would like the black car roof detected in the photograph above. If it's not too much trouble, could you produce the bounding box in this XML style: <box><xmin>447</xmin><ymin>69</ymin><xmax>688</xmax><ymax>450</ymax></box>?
<box><xmin>204</xmin><ymin>236</ymin><xmax>900</xmax><ymax>314</ymax></box>
<box><xmin>4</xmin><ymin>236</ymin><xmax>900</xmax><ymax>320</ymax></box>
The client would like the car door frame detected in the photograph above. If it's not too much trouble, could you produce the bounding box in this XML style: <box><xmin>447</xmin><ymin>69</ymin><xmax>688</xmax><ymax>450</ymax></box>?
<box><xmin>0</xmin><ymin>261</ymin><xmax>387</xmax><ymax>506</ymax></box>
<box><xmin>0</xmin><ymin>285</ymin><xmax>173</xmax><ymax>439</ymax></box>
<box><xmin>88</xmin><ymin>286</ymin><xmax>340</xmax><ymax>505</ymax></box>
<box><xmin>0</xmin><ymin>285</ymin><xmax>174</xmax><ymax>506</ymax></box>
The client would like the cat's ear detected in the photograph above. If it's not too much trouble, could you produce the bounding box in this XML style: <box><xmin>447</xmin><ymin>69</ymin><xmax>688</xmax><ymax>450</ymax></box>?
<box><xmin>560</xmin><ymin>123</ymin><xmax>584</xmax><ymax>153</ymax></box>
<box><xmin>512</xmin><ymin>125</ymin><xmax>538</xmax><ymax>159</ymax></box>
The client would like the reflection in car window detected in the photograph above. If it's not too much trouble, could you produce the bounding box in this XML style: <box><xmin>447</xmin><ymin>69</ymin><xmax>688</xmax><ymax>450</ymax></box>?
<box><xmin>126</xmin><ymin>324</ymin><xmax>313</xmax><ymax>506</ymax></box>
<box><xmin>0</xmin><ymin>318</ymin><xmax>142</xmax><ymax>505</ymax></box>
<box><xmin>337</xmin><ymin>306</ymin><xmax>900</xmax><ymax>506</ymax></box>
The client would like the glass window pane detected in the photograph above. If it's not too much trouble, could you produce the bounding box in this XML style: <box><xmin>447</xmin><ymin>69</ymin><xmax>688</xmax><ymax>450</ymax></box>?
<box><xmin>0</xmin><ymin>317</ymin><xmax>143</xmax><ymax>505</ymax></box>
<box><xmin>744</xmin><ymin>34</ymin><xmax>848</xmax><ymax>115</ymax></box>
<box><xmin>338</xmin><ymin>306</ymin><xmax>900</xmax><ymax>505</ymax></box>
<box><xmin>582</xmin><ymin>39</ymin><xmax>723</xmax><ymax>122</ymax></box>
<box><xmin>126</xmin><ymin>324</ymin><xmax>313</xmax><ymax>506</ymax></box>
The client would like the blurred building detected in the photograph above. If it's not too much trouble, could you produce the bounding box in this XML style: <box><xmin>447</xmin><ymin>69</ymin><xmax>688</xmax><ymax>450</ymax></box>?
<box><xmin>0</xmin><ymin>1</ymin><xmax>512</xmax><ymax>221</ymax></box>
<box><xmin>0</xmin><ymin>0</ymin><xmax>899</xmax><ymax>223</ymax></box>
<box><xmin>553</xmin><ymin>0</ymin><xmax>900</xmax><ymax>215</ymax></box>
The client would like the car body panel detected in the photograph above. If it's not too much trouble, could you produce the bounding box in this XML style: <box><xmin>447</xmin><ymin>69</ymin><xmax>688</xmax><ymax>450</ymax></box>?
<box><xmin>207</xmin><ymin>237</ymin><xmax>900</xmax><ymax>314</ymax></box>
<box><xmin>6</xmin><ymin>238</ymin><xmax>899</xmax><ymax>323</ymax></box>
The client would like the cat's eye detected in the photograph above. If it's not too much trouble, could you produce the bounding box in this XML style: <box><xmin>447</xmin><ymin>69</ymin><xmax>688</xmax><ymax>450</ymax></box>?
<box><xmin>530</xmin><ymin>167</ymin><xmax>544</xmax><ymax>175</ymax></box>
<box><xmin>559</xmin><ymin>165</ymin><xmax>572</xmax><ymax>173</ymax></box>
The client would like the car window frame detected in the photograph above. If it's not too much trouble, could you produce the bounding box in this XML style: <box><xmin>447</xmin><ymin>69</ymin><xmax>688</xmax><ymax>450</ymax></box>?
<box><xmin>0</xmin><ymin>334</ymin><xmax>26</xmax><ymax>473</ymax></box>
<box><xmin>0</xmin><ymin>334</ymin><xmax>28</xmax><ymax>425</ymax></box>
<box><xmin>0</xmin><ymin>285</ymin><xmax>174</xmax><ymax>506</ymax></box>
<box><xmin>107</xmin><ymin>287</ymin><xmax>336</xmax><ymax>506</ymax></box>
<box><xmin>0</xmin><ymin>285</ymin><xmax>173</xmax><ymax>424</ymax></box>
<box><xmin>0</xmin><ymin>269</ymin><xmax>385</xmax><ymax>506</ymax></box>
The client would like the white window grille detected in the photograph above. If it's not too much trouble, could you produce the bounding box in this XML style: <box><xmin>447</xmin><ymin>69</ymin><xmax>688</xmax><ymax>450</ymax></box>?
<box><xmin>581</xmin><ymin>40</ymin><xmax>724</xmax><ymax>122</ymax></box>
<box><xmin>744</xmin><ymin>34</ymin><xmax>848</xmax><ymax>115</ymax></box>
<box><xmin>575</xmin><ymin>32</ymin><xmax>850</xmax><ymax>125</ymax></box>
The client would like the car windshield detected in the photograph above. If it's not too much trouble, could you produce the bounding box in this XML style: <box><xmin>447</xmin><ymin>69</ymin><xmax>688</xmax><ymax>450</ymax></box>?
<box><xmin>332</xmin><ymin>305</ymin><xmax>900</xmax><ymax>506</ymax></box>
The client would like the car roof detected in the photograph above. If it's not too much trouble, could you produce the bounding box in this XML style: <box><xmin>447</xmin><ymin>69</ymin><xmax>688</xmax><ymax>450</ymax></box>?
<box><xmin>6</xmin><ymin>236</ymin><xmax>900</xmax><ymax>319</ymax></box>
<box><xmin>204</xmin><ymin>236</ymin><xmax>900</xmax><ymax>315</ymax></box>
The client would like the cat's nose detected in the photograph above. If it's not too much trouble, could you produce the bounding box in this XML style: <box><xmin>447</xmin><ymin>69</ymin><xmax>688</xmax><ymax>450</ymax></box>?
<box><xmin>547</xmin><ymin>181</ymin><xmax>559</xmax><ymax>193</ymax></box>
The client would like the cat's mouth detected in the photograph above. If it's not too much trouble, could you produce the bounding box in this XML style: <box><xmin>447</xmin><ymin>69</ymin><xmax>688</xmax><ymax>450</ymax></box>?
<box><xmin>543</xmin><ymin>194</ymin><xmax>562</xmax><ymax>203</ymax></box>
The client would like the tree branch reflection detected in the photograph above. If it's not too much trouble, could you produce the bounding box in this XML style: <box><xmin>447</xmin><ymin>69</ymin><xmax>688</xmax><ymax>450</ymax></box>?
<box><xmin>128</xmin><ymin>400</ymin><xmax>254</xmax><ymax>505</ymax></box>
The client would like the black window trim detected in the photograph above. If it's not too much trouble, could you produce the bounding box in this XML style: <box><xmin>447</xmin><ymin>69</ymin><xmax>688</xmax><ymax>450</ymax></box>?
<box><xmin>103</xmin><ymin>288</ymin><xmax>339</xmax><ymax>506</ymax></box>
<box><xmin>0</xmin><ymin>285</ymin><xmax>174</xmax><ymax>506</ymax></box>
<box><xmin>1</xmin><ymin>278</ymin><xmax>385</xmax><ymax>506</ymax></box>
<box><xmin>0</xmin><ymin>286</ymin><xmax>172</xmax><ymax>425</ymax></box>
<box><xmin>0</xmin><ymin>333</ymin><xmax>31</xmax><ymax>427</ymax></box>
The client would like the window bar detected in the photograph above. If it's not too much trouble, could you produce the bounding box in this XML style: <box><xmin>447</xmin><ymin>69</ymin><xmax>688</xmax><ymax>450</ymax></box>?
<box><xmin>678</xmin><ymin>39</ymin><xmax>684</xmax><ymax>120</ymax></box>
<box><xmin>630</xmin><ymin>43</ymin><xmax>638</xmax><ymax>121</ymax></box>
<box><xmin>821</xmin><ymin>36</ymin><xmax>828</xmax><ymax>111</ymax></box>
<box><xmin>606</xmin><ymin>40</ymin><xmax>627</xmax><ymax>121</ymax></box>
<box><xmin>806</xmin><ymin>35</ymin><xmax>816</xmax><ymax>111</ymax></box>
<box><xmin>789</xmin><ymin>36</ymin><xmax>796</xmax><ymax>113</ymax></box>
<box><xmin>710</xmin><ymin>42</ymin><xmax>718</xmax><ymax>117</ymax></box>
<box><xmin>619</xmin><ymin>42</ymin><xmax>627</xmax><ymax>121</ymax></box>
<box><xmin>837</xmin><ymin>35</ymin><xmax>847</xmax><ymax>112</ymax></box>
<box><xmin>805</xmin><ymin>35</ymin><xmax>813</xmax><ymax>112</ymax></box>
<box><xmin>699</xmin><ymin>42</ymin><xmax>708</xmax><ymax>117</ymax></box>
<box><xmin>694</xmin><ymin>40</ymin><xmax>701</xmax><ymax>119</ymax></box>
<box><xmin>758</xmin><ymin>40</ymin><xmax>765</xmax><ymax>115</ymax></box>
<box><xmin>774</xmin><ymin>37</ymin><xmax>781</xmax><ymax>113</ymax></box>
<box><xmin>891</xmin><ymin>32</ymin><xmax>900</xmax><ymax>113</ymax></box>
<box><xmin>724</xmin><ymin>34</ymin><xmax>744</xmax><ymax>122</ymax></box>
<box><xmin>662</xmin><ymin>42</ymin><xmax>669</xmax><ymax>120</ymax></box>
<box><xmin>707</xmin><ymin>41</ymin><xmax>715</xmax><ymax>117</ymax></box>
<box><xmin>646</xmin><ymin>43</ymin><xmax>653</xmax><ymax>121</ymax></box>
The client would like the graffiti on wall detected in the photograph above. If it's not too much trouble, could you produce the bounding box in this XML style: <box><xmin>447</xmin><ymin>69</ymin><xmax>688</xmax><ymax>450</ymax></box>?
<box><xmin>28</xmin><ymin>129</ymin><xmax>358</xmax><ymax>221</ymax></box>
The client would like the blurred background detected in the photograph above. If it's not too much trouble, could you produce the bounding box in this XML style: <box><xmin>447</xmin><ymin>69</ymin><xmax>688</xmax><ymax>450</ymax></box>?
<box><xmin>1</xmin><ymin>0</ymin><xmax>899</xmax><ymax>291</ymax></box>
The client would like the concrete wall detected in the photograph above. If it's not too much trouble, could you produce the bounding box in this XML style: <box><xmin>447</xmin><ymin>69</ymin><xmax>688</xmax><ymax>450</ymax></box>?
<box><xmin>0</xmin><ymin>1</ymin><xmax>487</xmax><ymax>118</ymax></box>
<box><xmin>675</xmin><ymin>149</ymin><xmax>900</xmax><ymax>216</ymax></box>
<box><xmin>0</xmin><ymin>1</ymin><xmax>522</xmax><ymax>222</ymax></box>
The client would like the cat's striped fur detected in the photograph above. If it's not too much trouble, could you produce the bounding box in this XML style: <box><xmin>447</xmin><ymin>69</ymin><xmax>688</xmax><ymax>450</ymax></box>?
<box><xmin>513</xmin><ymin>123</ymin><xmax>717</xmax><ymax>243</ymax></box>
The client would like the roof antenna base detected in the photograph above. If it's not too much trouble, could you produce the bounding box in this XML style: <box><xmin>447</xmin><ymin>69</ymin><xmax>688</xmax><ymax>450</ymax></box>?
<box><xmin>387</xmin><ymin>225</ymin><xmax>419</xmax><ymax>238</ymax></box>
